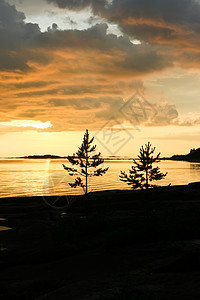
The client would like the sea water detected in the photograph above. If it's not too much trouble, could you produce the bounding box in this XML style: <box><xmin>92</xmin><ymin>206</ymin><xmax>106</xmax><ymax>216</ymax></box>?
<box><xmin>0</xmin><ymin>159</ymin><xmax>200</xmax><ymax>198</ymax></box>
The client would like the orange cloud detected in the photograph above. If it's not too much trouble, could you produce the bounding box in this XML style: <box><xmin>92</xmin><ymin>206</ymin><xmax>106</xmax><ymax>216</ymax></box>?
<box><xmin>0</xmin><ymin>0</ymin><xmax>199</xmax><ymax>135</ymax></box>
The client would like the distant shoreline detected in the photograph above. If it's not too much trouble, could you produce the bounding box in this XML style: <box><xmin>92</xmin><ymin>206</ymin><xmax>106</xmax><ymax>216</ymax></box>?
<box><xmin>1</xmin><ymin>147</ymin><xmax>200</xmax><ymax>163</ymax></box>
<box><xmin>2</xmin><ymin>156</ymin><xmax>200</xmax><ymax>162</ymax></box>
<box><xmin>2</xmin><ymin>155</ymin><xmax>135</xmax><ymax>160</ymax></box>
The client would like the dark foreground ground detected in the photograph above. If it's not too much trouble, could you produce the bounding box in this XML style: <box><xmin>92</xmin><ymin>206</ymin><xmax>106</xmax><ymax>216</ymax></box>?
<box><xmin>1</xmin><ymin>184</ymin><xmax>200</xmax><ymax>299</ymax></box>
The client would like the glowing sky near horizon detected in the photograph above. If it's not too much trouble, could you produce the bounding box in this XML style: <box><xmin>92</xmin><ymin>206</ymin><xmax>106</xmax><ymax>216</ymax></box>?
<box><xmin>1</xmin><ymin>0</ymin><xmax>200</xmax><ymax>157</ymax></box>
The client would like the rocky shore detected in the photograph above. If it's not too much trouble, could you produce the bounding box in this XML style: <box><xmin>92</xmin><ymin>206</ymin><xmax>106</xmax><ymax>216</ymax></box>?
<box><xmin>1</xmin><ymin>184</ymin><xmax>200</xmax><ymax>299</ymax></box>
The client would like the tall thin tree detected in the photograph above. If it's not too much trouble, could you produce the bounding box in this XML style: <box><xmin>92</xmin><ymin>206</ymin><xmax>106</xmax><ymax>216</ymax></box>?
<box><xmin>63</xmin><ymin>129</ymin><xmax>109</xmax><ymax>198</ymax></box>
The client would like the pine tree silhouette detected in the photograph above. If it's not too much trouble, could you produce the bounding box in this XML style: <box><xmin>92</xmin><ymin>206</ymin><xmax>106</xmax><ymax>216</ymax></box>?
<box><xmin>120</xmin><ymin>142</ymin><xmax>167</xmax><ymax>190</ymax></box>
<box><xmin>63</xmin><ymin>129</ymin><xmax>109</xmax><ymax>196</ymax></box>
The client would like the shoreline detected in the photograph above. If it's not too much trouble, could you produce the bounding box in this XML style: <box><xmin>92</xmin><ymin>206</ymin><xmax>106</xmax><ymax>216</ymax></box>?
<box><xmin>0</xmin><ymin>181</ymin><xmax>200</xmax><ymax>201</ymax></box>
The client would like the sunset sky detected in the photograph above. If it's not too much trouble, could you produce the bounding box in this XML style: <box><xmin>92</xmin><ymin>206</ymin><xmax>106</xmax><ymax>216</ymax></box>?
<box><xmin>1</xmin><ymin>0</ymin><xmax>200</xmax><ymax>157</ymax></box>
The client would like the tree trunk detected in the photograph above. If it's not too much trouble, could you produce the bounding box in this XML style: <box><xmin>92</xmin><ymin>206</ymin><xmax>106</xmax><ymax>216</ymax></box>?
<box><xmin>145</xmin><ymin>168</ymin><xmax>149</xmax><ymax>217</ymax></box>
<box><xmin>145</xmin><ymin>169</ymin><xmax>148</xmax><ymax>190</ymax></box>
<box><xmin>85</xmin><ymin>139</ymin><xmax>88</xmax><ymax>216</ymax></box>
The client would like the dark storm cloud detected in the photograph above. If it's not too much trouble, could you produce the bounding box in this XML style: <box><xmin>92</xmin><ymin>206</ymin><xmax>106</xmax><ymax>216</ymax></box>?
<box><xmin>104</xmin><ymin>0</ymin><xmax>200</xmax><ymax>25</ymax></box>
<box><xmin>47</xmin><ymin>0</ymin><xmax>200</xmax><ymax>51</ymax></box>
<box><xmin>32</xmin><ymin>23</ymin><xmax>173</xmax><ymax>75</ymax></box>
<box><xmin>46</xmin><ymin>0</ymin><xmax>200</xmax><ymax>25</ymax></box>
<box><xmin>47</xmin><ymin>0</ymin><xmax>108</xmax><ymax>13</ymax></box>
<box><xmin>0</xmin><ymin>0</ymin><xmax>40</xmax><ymax>70</ymax></box>
<box><xmin>8</xmin><ymin>0</ymin><xmax>50</xmax><ymax>14</ymax></box>
<box><xmin>104</xmin><ymin>0</ymin><xmax>200</xmax><ymax>49</ymax></box>
<box><xmin>0</xmin><ymin>0</ymin><xmax>173</xmax><ymax>75</ymax></box>
<box><xmin>2</xmin><ymin>0</ymin><xmax>197</xmax><ymax>76</ymax></box>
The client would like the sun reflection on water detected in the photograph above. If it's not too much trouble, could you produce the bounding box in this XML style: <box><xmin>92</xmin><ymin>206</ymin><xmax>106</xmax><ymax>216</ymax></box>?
<box><xmin>0</xmin><ymin>159</ymin><xmax>199</xmax><ymax>198</ymax></box>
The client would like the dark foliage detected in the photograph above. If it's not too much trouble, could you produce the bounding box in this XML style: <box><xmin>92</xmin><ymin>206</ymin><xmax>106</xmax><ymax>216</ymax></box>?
<box><xmin>120</xmin><ymin>142</ymin><xmax>167</xmax><ymax>190</ymax></box>
<box><xmin>63</xmin><ymin>129</ymin><xmax>108</xmax><ymax>194</ymax></box>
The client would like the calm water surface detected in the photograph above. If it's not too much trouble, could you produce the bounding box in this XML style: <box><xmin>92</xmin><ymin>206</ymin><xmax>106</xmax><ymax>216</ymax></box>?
<box><xmin>0</xmin><ymin>159</ymin><xmax>200</xmax><ymax>198</ymax></box>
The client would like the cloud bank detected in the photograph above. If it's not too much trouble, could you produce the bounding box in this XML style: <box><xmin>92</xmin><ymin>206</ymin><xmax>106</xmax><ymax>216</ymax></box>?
<box><xmin>47</xmin><ymin>0</ymin><xmax>200</xmax><ymax>48</ymax></box>
<box><xmin>0</xmin><ymin>0</ymin><xmax>199</xmax><ymax>133</ymax></box>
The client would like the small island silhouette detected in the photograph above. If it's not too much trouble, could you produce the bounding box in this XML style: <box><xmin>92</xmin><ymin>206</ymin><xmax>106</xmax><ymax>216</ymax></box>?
<box><xmin>20</xmin><ymin>154</ymin><xmax>68</xmax><ymax>159</ymax></box>
<box><xmin>169</xmin><ymin>147</ymin><xmax>200</xmax><ymax>162</ymax></box>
